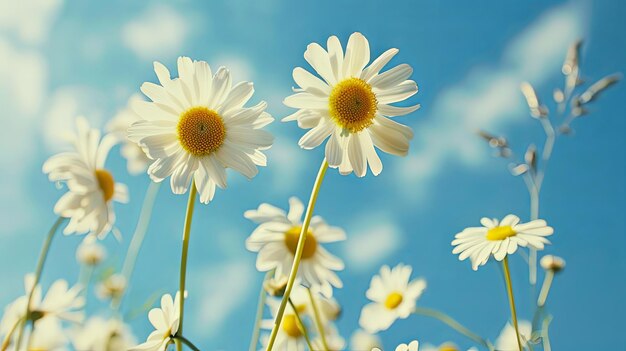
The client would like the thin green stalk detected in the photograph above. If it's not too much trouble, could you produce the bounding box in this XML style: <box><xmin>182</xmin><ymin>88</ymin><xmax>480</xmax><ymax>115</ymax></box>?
<box><xmin>503</xmin><ymin>257</ymin><xmax>523</xmax><ymax>351</ymax></box>
<box><xmin>265</xmin><ymin>159</ymin><xmax>328</xmax><ymax>351</ymax></box>
<box><xmin>112</xmin><ymin>181</ymin><xmax>161</xmax><ymax>312</ymax></box>
<box><xmin>412</xmin><ymin>307</ymin><xmax>491</xmax><ymax>349</ymax></box>
<box><xmin>15</xmin><ymin>216</ymin><xmax>65</xmax><ymax>350</ymax></box>
<box><xmin>288</xmin><ymin>299</ymin><xmax>314</xmax><ymax>351</ymax></box>
<box><xmin>177</xmin><ymin>185</ymin><xmax>198</xmax><ymax>351</ymax></box>
<box><xmin>537</xmin><ymin>270</ymin><xmax>555</xmax><ymax>307</ymax></box>
<box><xmin>175</xmin><ymin>335</ymin><xmax>201</xmax><ymax>351</ymax></box>
<box><xmin>307</xmin><ymin>288</ymin><xmax>328</xmax><ymax>351</ymax></box>
<box><xmin>249</xmin><ymin>272</ymin><xmax>272</xmax><ymax>351</ymax></box>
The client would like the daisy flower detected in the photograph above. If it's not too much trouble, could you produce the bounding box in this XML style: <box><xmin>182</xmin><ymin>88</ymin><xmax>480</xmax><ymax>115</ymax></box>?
<box><xmin>245</xmin><ymin>197</ymin><xmax>346</xmax><ymax>297</ymax></box>
<box><xmin>21</xmin><ymin>317</ymin><xmax>69</xmax><ymax>351</ymax></box>
<box><xmin>128</xmin><ymin>57</ymin><xmax>274</xmax><ymax>204</ymax></box>
<box><xmin>359</xmin><ymin>264</ymin><xmax>426</xmax><ymax>333</ymax></box>
<box><xmin>289</xmin><ymin>285</ymin><xmax>340</xmax><ymax>324</ymax></box>
<box><xmin>130</xmin><ymin>292</ymin><xmax>181</xmax><ymax>351</ymax></box>
<box><xmin>260</xmin><ymin>298</ymin><xmax>309</xmax><ymax>351</ymax></box>
<box><xmin>1</xmin><ymin>275</ymin><xmax>84</xmax><ymax>344</ymax></box>
<box><xmin>374</xmin><ymin>340</ymin><xmax>419</xmax><ymax>351</ymax></box>
<box><xmin>43</xmin><ymin>117</ymin><xmax>128</xmax><ymax>238</ymax></box>
<box><xmin>312</xmin><ymin>324</ymin><xmax>345</xmax><ymax>351</ymax></box>
<box><xmin>75</xmin><ymin>237</ymin><xmax>106</xmax><ymax>266</ymax></box>
<box><xmin>72</xmin><ymin>316</ymin><xmax>136</xmax><ymax>351</ymax></box>
<box><xmin>495</xmin><ymin>320</ymin><xmax>532</xmax><ymax>351</ymax></box>
<box><xmin>283</xmin><ymin>32</ymin><xmax>420</xmax><ymax>177</ymax></box>
<box><xmin>451</xmin><ymin>214</ymin><xmax>554</xmax><ymax>271</ymax></box>
<box><xmin>106</xmin><ymin>94</ymin><xmax>151</xmax><ymax>175</ymax></box>
<box><xmin>95</xmin><ymin>274</ymin><xmax>127</xmax><ymax>301</ymax></box>
<box><xmin>350</xmin><ymin>329</ymin><xmax>382</xmax><ymax>351</ymax></box>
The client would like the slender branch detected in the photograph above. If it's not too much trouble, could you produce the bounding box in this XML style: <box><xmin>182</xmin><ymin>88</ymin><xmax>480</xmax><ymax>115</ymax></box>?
<box><xmin>412</xmin><ymin>307</ymin><xmax>491</xmax><ymax>349</ymax></box>
<box><xmin>502</xmin><ymin>257</ymin><xmax>523</xmax><ymax>351</ymax></box>
<box><xmin>177</xmin><ymin>185</ymin><xmax>198</xmax><ymax>351</ymax></box>
<box><xmin>307</xmin><ymin>288</ymin><xmax>328</xmax><ymax>351</ymax></box>
<box><xmin>265</xmin><ymin>159</ymin><xmax>328</xmax><ymax>351</ymax></box>
<box><xmin>249</xmin><ymin>271</ymin><xmax>272</xmax><ymax>351</ymax></box>
<box><xmin>288</xmin><ymin>299</ymin><xmax>314</xmax><ymax>351</ymax></box>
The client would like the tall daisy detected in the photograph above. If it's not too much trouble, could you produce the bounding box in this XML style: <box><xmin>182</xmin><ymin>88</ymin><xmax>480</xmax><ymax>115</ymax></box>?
<box><xmin>451</xmin><ymin>214</ymin><xmax>553</xmax><ymax>271</ymax></box>
<box><xmin>43</xmin><ymin>117</ymin><xmax>128</xmax><ymax>238</ymax></box>
<box><xmin>130</xmin><ymin>292</ymin><xmax>181</xmax><ymax>351</ymax></box>
<box><xmin>106</xmin><ymin>94</ymin><xmax>152</xmax><ymax>175</ymax></box>
<box><xmin>128</xmin><ymin>57</ymin><xmax>274</xmax><ymax>204</ymax></box>
<box><xmin>359</xmin><ymin>264</ymin><xmax>426</xmax><ymax>333</ymax></box>
<box><xmin>283</xmin><ymin>32</ymin><xmax>420</xmax><ymax>177</ymax></box>
<box><xmin>245</xmin><ymin>197</ymin><xmax>346</xmax><ymax>297</ymax></box>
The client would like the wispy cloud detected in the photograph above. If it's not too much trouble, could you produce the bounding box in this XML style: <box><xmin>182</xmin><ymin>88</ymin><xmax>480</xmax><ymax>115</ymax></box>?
<box><xmin>122</xmin><ymin>5</ymin><xmax>190</xmax><ymax>60</ymax></box>
<box><xmin>343</xmin><ymin>213</ymin><xmax>403</xmax><ymax>272</ymax></box>
<box><xmin>395</xmin><ymin>2</ymin><xmax>587</xmax><ymax>202</ymax></box>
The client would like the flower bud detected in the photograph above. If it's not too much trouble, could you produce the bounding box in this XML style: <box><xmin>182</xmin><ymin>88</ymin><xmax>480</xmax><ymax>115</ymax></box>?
<box><xmin>540</xmin><ymin>255</ymin><xmax>566</xmax><ymax>273</ymax></box>
<box><xmin>76</xmin><ymin>239</ymin><xmax>106</xmax><ymax>266</ymax></box>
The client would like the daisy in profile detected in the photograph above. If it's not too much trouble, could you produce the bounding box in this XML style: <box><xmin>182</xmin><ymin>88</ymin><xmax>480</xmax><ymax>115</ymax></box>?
<box><xmin>106</xmin><ymin>94</ymin><xmax>151</xmax><ymax>175</ymax></box>
<box><xmin>374</xmin><ymin>340</ymin><xmax>419</xmax><ymax>351</ymax></box>
<box><xmin>43</xmin><ymin>117</ymin><xmax>128</xmax><ymax>238</ymax></box>
<box><xmin>245</xmin><ymin>197</ymin><xmax>346</xmax><ymax>297</ymax></box>
<box><xmin>494</xmin><ymin>320</ymin><xmax>532</xmax><ymax>351</ymax></box>
<box><xmin>350</xmin><ymin>329</ymin><xmax>382</xmax><ymax>351</ymax></box>
<box><xmin>0</xmin><ymin>275</ymin><xmax>84</xmax><ymax>345</ymax></box>
<box><xmin>75</xmin><ymin>237</ymin><xmax>106</xmax><ymax>266</ymax></box>
<box><xmin>283</xmin><ymin>32</ymin><xmax>420</xmax><ymax>177</ymax></box>
<box><xmin>451</xmin><ymin>214</ymin><xmax>553</xmax><ymax>270</ymax></box>
<box><xmin>72</xmin><ymin>316</ymin><xmax>136</xmax><ymax>351</ymax></box>
<box><xmin>128</xmin><ymin>57</ymin><xmax>274</xmax><ymax>204</ymax></box>
<box><xmin>359</xmin><ymin>264</ymin><xmax>426</xmax><ymax>333</ymax></box>
<box><xmin>130</xmin><ymin>292</ymin><xmax>181</xmax><ymax>351</ymax></box>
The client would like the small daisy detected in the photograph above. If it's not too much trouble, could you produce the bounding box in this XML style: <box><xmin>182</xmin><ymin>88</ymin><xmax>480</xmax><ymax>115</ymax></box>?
<box><xmin>128</xmin><ymin>57</ymin><xmax>274</xmax><ymax>204</ymax></box>
<box><xmin>374</xmin><ymin>340</ymin><xmax>419</xmax><ymax>351</ymax></box>
<box><xmin>95</xmin><ymin>274</ymin><xmax>127</xmax><ymax>301</ymax></box>
<box><xmin>495</xmin><ymin>320</ymin><xmax>532</xmax><ymax>351</ymax></box>
<box><xmin>359</xmin><ymin>264</ymin><xmax>426</xmax><ymax>333</ymax></box>
<box><xmin>350</xmin><ymin>329</ymin><xmax>382</xmax><ymax>351</ymax></box>
<box><xmin>1</xmin><ymin>275</ymin><xmax>84</xmax><ymax>343</ymax></box>
<box><xmin>43</xmin><ymin>117</ymin><xmax>129</xmax><ymax>238</ymax></box>
<box><xmin>245</xmin><ymin>197</ymin><xmax>346</xmax><ymax>297</ymax></box>
<box><xmin>75</xmin><ymin>237</ymin><xmax>106</xmax><ymax>266</ymax></box>
<box><xmin>260</xmin><ymin>298</ymin><xmax>309</xmax><ymax>351</ymax></box>
<box><xmin>72</xmin><ymin>316</ymin><xmax>136</xmax><ymax>351</ymax></box>
<box><xmin>283</xmin><ymin>32</ymin><xmax>420</xmax><ymax>177</ymax></box>
<box><xmin>451</xmin><ymin>215</ymin><xmax>554</xmax><ymax>271</ymax></box>
<box><xmin>106</xmin><ymin>94</ymin><xmax>152</xmax><ymax>175</ymax></box>
<box><xmin>130</xmin><ymin>292</ymin><xmax>181</xmax><ymax>351</ymax></box>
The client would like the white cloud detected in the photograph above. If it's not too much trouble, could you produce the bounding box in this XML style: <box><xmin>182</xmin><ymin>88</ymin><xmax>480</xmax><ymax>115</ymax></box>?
<box><xmin>122</xmin><ymin>5</ymin><xmax>190</xmax><ymax>60</ymax></box>
<box><xmin>0</xmin><ymin>0</ymin><xmax>63</xmax><ymax>44</ymax></box>
<box><xmin>395</xmin><ymin>2</ymin><xmax>587</xmax><ymax>201</ymax></box>
<box><xmin>343</xmin><ymin>213</ymin><xmax>402</xmax><ymax>272</ymax></box>
<box><xmin>192</xmin><ymin>261</ymin><xmax>255</xmax><ymax>336</ymax></box>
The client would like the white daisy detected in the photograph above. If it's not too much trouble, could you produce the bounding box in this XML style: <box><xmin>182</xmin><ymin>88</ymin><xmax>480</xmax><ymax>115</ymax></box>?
<box><xmin>75</xmin><ymin>237</ymin><xmax>106</xmax><ymax>266</ymax></box>
<box><xmin>72</xmin><ymin>316</ymin><xmax>136</xmax><ymax>351</ymax></box>
<box><xmin>451</xmin><ymin>215</ymin><xmax>554</xmax><ymax>271</ymax></box>
<box><xmin>494</xmin><ymin>320</ymin><xmax>532</xmax><ymax>351</ymax></box>
<box><xmin>1</xmin><ymin>275</ymin><xmax>84</xmax><ymax>346</ymax></box>
<box><xmin>283</xmin><ymin>32</ymin><xmax>419</xmax><ymax>177</ymax></box>
<box><xmin>359</xmin><ymin>264</ymin><xmax>426</xmax><ymax>333</ymax></box>
<box><xmin>374</xmin><ymin>340</ymin><xmax>419</xmax><ymax>351</ymax></box>
<box><xmin>130</xmin><ymin>292</ymin><xmax>181</xmax><ymax>351</ymax></box>
<box><xmin>260</xmin><ymin>298</ymin><xmax>309</xmax><ymax>351</ymax></box>
<box><xmin>43</xmin><ymin>117</ymin><xmax>129</xmax><ymax>238</ymax></box>
<box><xmin>245</xmin><ymin>197</ymin><xmax>346</xmax><ymax>297</ymax></box>
<box><xmin>95</xmin><ymin>274</ymin><xmax>127</xmax><ymax>301</ymax></box>
<box><xmin>289</xmin><ymin>285</ymin><xmax>340</xmax><ymax>324</ymax></box>
<box><xmin>540</xmin><ymin>254</ymin><xmax>566</xmax><ymax>272</ymax></box>
<box><xmin>106</xmin><ymin>94</ymin><xmax>152</xmax><ymax>175</ymax></box>
<box><xmin>128</xmin><ymin>57</ymin><xmax>274</xmax><ymax>204</ymax></box>
<box><xmin>350</xmin><ymin>329</ymin><xmax>381</xmax><ymax>351</ymax></box>
<box><xmin>19</xmin><ymin>317</ymin><xmax>69</xmax><ymax>351</ymax></box>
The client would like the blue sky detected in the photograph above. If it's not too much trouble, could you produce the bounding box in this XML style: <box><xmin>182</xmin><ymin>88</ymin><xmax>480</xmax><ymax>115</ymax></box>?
<box><xmin>0</xmin><ymin>0</ymin><xmax>624</xmax><ymax>350</ymax></box>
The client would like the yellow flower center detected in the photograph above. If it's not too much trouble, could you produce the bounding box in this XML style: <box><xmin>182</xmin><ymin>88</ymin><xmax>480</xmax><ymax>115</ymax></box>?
<box><xmin>486</xmin><ymin>225</ymin><xmax>517</xmax><ymax>241</ymax></box>
<box><xmin>328</xmin><ymin>78</ymin><xmax>378</xmax><ymax>133</ymax></box>
<box><xmin>177</xmin><ymin>106</ymin><xmax>226</xmax><ymax>156</ymax></box>
<box><xmin>282</xmin><ymin>314</ymin><xmax>303</xmax><ymax>338</ymax></box>
<box><xmin>439</xmin><ymin>346</ymin><xmax>458</xmax><ymax>351</ymax></box>
<box><xmin>284</xmin><ymin>226</ymin><xmax>317</xmax><ymax>259</ymax></box>
<box><xmin>95</xmin><ymin>169</ymin><xmax>115</xmax><ymax>202</ymax></box>
<box><xmin>384</xmin><ymin>292</ymin><xmax>403</xmax><ymax>309</ymax></box>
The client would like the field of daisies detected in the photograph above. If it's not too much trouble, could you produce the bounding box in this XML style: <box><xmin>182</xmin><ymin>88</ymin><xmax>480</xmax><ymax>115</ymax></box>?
<box><xmin>1</xmin><ymin>1</ymin><xmax>624</xmax><ymax>351</ymax></box>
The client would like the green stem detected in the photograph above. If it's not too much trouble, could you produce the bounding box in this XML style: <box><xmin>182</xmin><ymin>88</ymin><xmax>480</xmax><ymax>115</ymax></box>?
<box><xmin>307</xmin><ymin>288</ymin><xmax>328</xmax><ymax>351</ymax></box>
<box><xmin>177</xmin><ymin>184</ymin><xmax>198</xmax><ymax>351</ymax></box>
<box><xmin>537</xmin><ymin>270</ymin><xmax>554</xmax><ymax>307</ymax></box>
<box><xmin>249</xmin><ymin>271</ymin><xmax>272</xmax><ymax>351</ymax></box>
<box><xmin>16</xmin><ymin>216</ymin><xmax>65</xmax><ymax>350</ymax></box>
<box><xmin>112</xmin><ymin>181</ymin><xmax>161</xmax><ymax>312</ymax></box>
<box><xmin>264</xmin><ymin>159</ymin><xmax>328</xmax><ymax>351</ymax></box>
<box><xmin>288</xmin><ymin>299</ymin><xmax>314</xmax><ymax>351</ymax></box>
<box><xmin>412</xmin><ymin>307</ymin><xmax>491</xmax><ymax>349</ymax></box>
<box><xmin>175</xmin><ymin>335</ymin><xmax>201</xmax><ymax>351</ymax></box>
<box><xmin>503</xmin><ymin>257</ymin><xmax>523</xmax><ymax>351</ymax></box>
